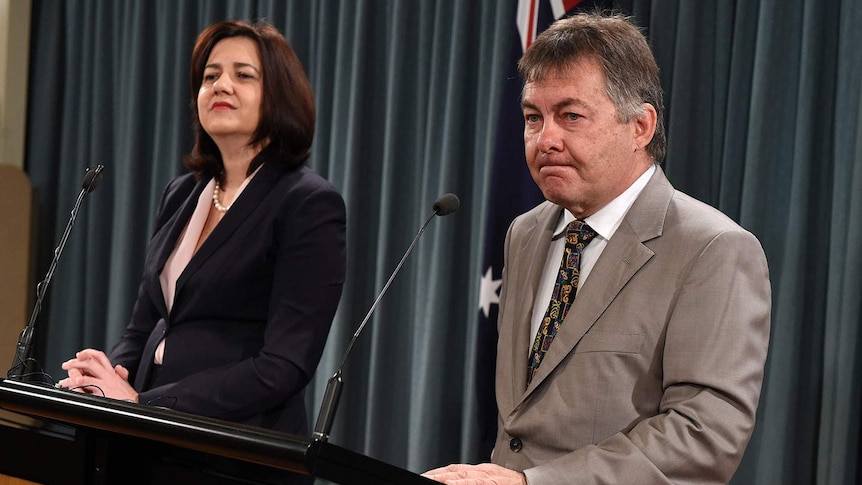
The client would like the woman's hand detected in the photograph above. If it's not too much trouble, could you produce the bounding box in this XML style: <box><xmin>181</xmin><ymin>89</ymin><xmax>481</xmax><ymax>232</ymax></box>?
<box><xmin>59</xmin><ymin>349</ymin><xmax>138</xmax><ymax>402</ymax></box>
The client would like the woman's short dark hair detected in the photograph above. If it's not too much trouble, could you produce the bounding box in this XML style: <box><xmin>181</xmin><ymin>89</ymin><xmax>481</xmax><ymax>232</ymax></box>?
<box><xmin>518</xmin><ymin>12</ymin><xmax>666</xmax><ymax>163</ymax></box>
<box><xmin>185</xmin><ymin>20</ymin><xmax>315</xmax><ymax>180</ymax></box>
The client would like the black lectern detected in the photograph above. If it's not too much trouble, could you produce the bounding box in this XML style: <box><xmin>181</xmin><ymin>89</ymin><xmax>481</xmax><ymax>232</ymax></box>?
<box><xmin>0</xmin><ymin>378</ymin><xmax>435</xmax><ymax>484</ymax></box>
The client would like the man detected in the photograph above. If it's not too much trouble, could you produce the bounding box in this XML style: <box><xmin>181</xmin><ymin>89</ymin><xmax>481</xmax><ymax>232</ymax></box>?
<box><xmin>426</xmin><ymin>11</ymin><xmax>771</xmax><ymax>484</ymax></box>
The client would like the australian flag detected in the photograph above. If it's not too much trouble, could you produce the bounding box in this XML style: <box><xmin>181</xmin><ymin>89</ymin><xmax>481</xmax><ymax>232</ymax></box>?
<box><xmin>475</xmin><ymin>0</ymin><xmax>616</xmax><ymax>458</ymax></box>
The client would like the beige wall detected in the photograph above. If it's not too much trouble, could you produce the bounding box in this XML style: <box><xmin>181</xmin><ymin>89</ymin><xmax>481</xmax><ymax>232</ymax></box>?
<box><xmin>0</xmin><ymin>0</ymin><xmax>32</xmax><ymax>375</ymax></box>
<box><xmin>0</xmin><ymin>165</ymin><xmax>32</xmax><ymax>374</ymax></box>
<box><xmin>0</xmin><ymin>0</ymin><xmax>31</xmax><ymax>169</ymax></box>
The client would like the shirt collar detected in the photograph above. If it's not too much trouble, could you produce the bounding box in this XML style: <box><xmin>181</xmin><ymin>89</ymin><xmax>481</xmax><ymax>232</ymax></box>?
<box><xmin>552</xmin><ymin>164</ymin><xmax>656</xmax><ymax>241</ymax></box>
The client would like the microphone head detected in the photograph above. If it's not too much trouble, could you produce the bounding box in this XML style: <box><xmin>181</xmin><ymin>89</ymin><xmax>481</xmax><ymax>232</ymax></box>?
<box><xmin>81</xmin><ymin>166</ymin><xmax>104</xmax><ymax>194</ymax></box>
<box><xmin>432</xmin><ymin>193</ymin><xmax>460</xmax><ymax>216</ymax></box>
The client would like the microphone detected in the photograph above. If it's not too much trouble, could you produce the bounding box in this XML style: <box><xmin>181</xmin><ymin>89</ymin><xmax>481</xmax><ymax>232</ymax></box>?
<box><xmin>432</xmin><ymin>193</ymin><xmax>459</xmax><ymax>216</ymax></box>
<box><xmin>7</xmin><ymin>164</ymin><xmax>105</xmax><ymax>381</ymax></box>
<box><xmin>81</xmin><ymin>167</ymin><xmax>104</xmax><ymax>193</ymax></box>
<box><xmin>312</xmin><ymin>193</ymin><xmax>460</xmax><ymax>441</ymax></box>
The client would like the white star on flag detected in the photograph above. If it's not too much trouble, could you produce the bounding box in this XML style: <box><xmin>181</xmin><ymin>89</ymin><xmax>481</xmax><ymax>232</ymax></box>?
<box><xmin>478</xmin><ymin>266</ymin><xmax>503</xmax><ymax>318</ymax></box>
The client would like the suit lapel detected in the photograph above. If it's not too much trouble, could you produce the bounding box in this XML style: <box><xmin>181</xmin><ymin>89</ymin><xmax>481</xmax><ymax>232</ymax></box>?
<box><xmin>504</xmin><ymin>203</ymin><xmax>558</xmax><ymax>407</ymax></box>
<box><xmin>517</xmin><ymin>167</ymin><xmax>674</xmax><ymax>403</ymax></box>
<box><xmin>145</xmin><ymin>178</ymin><xmax>207</xmax><ymax>317</ymax></box>
<box><xmin>174</xmin><ymin>164</ymin><xmax>281</xmax><ymax>298</ymax></box>
<box><xmin>496</xmin><ymin>202</ymin><xmax>561</xmax><ymax>415</ymax></box>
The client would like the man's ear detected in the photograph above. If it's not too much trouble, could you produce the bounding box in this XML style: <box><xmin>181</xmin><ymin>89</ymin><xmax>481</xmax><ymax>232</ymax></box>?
<box><xmin>633</xmin><ymin>103</ymin><xmax>657</xmax><ymax>151</ymax></box>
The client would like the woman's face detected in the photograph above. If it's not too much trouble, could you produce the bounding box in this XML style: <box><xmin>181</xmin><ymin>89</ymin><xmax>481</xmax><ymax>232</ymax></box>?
<box><xmin>197</xmin><ymin>36</ymin><xmax>263</xmax><ymax>148</ymax></box>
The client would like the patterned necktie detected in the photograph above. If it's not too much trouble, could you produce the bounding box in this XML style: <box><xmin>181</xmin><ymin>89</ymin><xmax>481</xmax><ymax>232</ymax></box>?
<box><xmin>527</xmin><ymin>220</ymin><xmax>597</xmax><ymax>386</ymax></box>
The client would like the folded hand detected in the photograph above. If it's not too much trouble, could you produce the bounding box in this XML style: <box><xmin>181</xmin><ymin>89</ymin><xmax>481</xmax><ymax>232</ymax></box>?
<box><xmin>58</xmin><ymin>348</ymin><xmax>138</xmax><ymax>402</ymax></box>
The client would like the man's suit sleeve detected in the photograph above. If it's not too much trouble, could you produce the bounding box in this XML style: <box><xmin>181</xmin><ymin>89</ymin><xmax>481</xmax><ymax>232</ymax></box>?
<box><xmin>524</xmin><ymin>228</ymin><xmax>771</xmax><ymax>484</ymax></box>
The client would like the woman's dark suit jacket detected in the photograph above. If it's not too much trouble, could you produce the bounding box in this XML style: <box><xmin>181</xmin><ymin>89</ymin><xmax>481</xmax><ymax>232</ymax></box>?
<box><xmin>109</xmin><ymin>162</ymin><xmax>346</xmax><ymax>435</ymax></box>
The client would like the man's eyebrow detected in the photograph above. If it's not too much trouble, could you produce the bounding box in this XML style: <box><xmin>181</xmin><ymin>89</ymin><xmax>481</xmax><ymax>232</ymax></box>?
<box><xmin>521</xmin><ymin>99</ymin><xmax>539</xmax><ymax>111</ymax></box>
<box><xmin>555</xmin><ymin>97</ymin><xmax>590</xmax><ymax>111</ymax></box>
<box><xmin>521</xmin><ymin>97</ymin><xmax>591</xmax><ymax>111</ymax></box>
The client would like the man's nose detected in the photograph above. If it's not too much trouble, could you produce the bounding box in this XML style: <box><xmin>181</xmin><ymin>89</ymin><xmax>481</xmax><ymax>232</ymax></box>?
<box><xmin>536</xmin><ymin>121</ymin><xmax>563</xmax><ymax>152</ymax></box>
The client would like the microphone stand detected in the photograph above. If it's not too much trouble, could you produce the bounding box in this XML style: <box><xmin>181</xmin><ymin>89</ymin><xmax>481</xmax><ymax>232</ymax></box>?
<box><xmin>7</xmin><ymin>165</ymin><xmax>104</xmax><ymax>381</ymax></box>
<box><xmin>312</xmin><ymin>193</ymin><xmax>459</xmax><ymax>441</ymax></box>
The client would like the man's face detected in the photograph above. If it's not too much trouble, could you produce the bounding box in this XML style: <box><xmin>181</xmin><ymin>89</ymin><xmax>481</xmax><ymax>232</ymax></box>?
<box><xmin>522</xmin><ymin>56</ymin><xmax>653</xmax><ymax>219</ymax></box>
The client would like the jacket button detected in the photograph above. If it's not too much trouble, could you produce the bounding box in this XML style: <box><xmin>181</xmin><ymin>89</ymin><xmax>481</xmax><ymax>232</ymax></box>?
<box><xmin>509</xmin><ymin>437</ymin><xmax>522</xmax><ymax>452</ymax></box>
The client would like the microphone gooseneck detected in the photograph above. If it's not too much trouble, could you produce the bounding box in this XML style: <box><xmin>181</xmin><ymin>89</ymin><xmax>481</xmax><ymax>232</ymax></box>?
<box><xmin>7</xmin><ymin>164</ymin><xmax>105</xmax><ymax>381</ymax></box>
<box><xmin>312</xmin><ymin>193</ymin><xmax>459</xmax><ymax>442</ymax></box>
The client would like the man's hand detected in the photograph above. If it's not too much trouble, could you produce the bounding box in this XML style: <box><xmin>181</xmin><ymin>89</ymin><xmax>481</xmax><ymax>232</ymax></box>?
<box><xmin>423</xmin><ymin>463</ymin><xmax>526</xmax><ymax>484</ymax></box>
<box><xmin>58</xmin><ymin>349</ymin><xmax>138</xmax><ymax>402</ymax></box>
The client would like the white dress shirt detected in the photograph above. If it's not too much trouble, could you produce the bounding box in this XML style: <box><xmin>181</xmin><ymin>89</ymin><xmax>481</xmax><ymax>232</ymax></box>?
<box><xmin>528</xmin><ymin>165</ymin><xmax>656</xmax><ymax>354</ymax></box>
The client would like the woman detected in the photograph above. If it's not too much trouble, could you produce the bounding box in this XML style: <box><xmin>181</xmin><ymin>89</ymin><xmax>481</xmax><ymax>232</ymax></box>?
<box><xmin>59</xmin><ymin>20</ymin><xmax>346</xmax><ymax>439</ymax></box>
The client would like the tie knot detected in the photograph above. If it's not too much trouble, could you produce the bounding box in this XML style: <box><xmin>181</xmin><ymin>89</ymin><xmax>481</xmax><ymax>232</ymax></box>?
<box><xmin>566</xmin><ymin>220</ymin><xmax>597</xmax><ymax>248</ymax></box>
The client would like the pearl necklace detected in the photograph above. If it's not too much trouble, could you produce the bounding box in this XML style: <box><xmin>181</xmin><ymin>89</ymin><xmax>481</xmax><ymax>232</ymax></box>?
<box><xmin>212</xmin><ymin>180</ymin><xmax>231</xmax><ymax>212</ymax></box>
